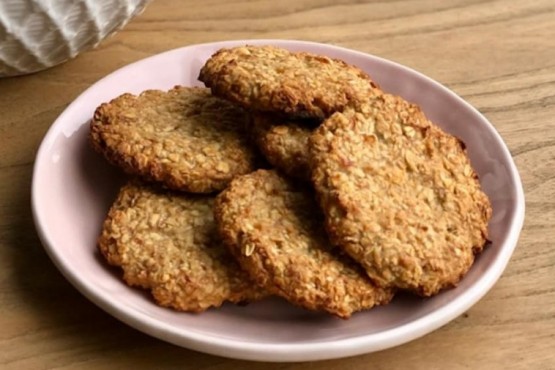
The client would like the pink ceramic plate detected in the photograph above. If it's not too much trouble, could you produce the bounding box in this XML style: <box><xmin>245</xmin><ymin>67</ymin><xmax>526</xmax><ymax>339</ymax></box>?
<box><xmin>31</xmin><ymin>40</ymin><xmax>525</xmax><ymax>362</ymax></box>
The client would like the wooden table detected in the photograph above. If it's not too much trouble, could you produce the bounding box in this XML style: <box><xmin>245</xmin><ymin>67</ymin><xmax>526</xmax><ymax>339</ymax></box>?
<box><xmin>1</xmin><ymin>0</ymin><xmax>554</xmax><ymax>368</ymax></box>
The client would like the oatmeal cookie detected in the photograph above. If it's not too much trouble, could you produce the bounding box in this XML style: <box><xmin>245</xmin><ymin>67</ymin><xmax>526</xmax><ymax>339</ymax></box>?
<box><xmin>310</xmin><ymin>94</ymin><xmax>492</xmax><ymax>296</ymax></box>
<box><xmin>90</xmin><ymin>86</ymin><xmax>258</xmax><ymax>193</ymax></box>
<box><xmin>98</xmin><ymin>181</ymin><xmax>266</xmax><ymax>312</ymax></box>
<box><xmin>248</xmin><ymin>114</ymin><xmax>315</xmax><ymax>180</ymax></box>
<box><xmin>199</xmin><ymin>45</ymin><xmax>381</xmax><ymax>119</ymax></box>
<box><xmin>214</xmin><ymin>169</ymin><xmax>394</xmax><ymax>318</ymax></box>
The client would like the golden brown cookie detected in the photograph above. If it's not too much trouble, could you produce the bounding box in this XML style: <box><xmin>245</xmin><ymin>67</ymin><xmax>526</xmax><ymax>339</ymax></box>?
<box><xmin>199</xmin><ymin>45</ymin><xmax>381</xmax><ymax>119</ymax></box>
<box><xmin>214</xmin><ymin>169</ymin><xmax>394</xmax><ymax>319</ymax></box>
<box><xmin>98</xmin><ymin>180</ymin><xmax>266</xmax><ymax>312</ymax></box>
<box><xmin>248</xmin><ymin>114</ymin><xmax>315</xmax><ymax>180</ymax></box>
<box><xmin>310</xmin><ymin>94</ymin><xmax>492</xmax><ymax>296</ymax></box>
<box><xmin>90</xmin><ymin>86</ymin><xmax>258</xmax><ymax>193</ymax></box>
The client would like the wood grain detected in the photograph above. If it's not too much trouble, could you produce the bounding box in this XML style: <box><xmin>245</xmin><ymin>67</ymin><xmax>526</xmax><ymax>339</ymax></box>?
<box><xmin>1</xmin><ymin>0</ymin><xmax>554</xmax><ymax>368</ymax></box>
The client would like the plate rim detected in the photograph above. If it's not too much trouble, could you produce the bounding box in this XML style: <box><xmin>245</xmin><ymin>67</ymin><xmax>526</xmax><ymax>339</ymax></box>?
<box><xmin>31</xmin><ymin>39</ymin><xmax>526</xmax><ymax>362</ymax></box>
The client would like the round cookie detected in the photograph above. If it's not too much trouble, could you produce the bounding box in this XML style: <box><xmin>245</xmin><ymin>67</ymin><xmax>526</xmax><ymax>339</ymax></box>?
<box><xmin>214</xmin><ymin>169</ymin><xmax>394</xmax><ymax>318</ymax></box>
<box><xmin>90</xmin><ymin>86</ymin><xmax>258</xmax><ymax>193</ymax></box>
<box><xmin>98</xmin><ymin>181</ymin><xmax>266</xmax><ymax>312</ymax></box>
<box><xmin>199</xmin><ymin>45</ymin><xmax>381</xmax><ymax>119</ymax></box>
<box><xmin>248</xmin><ymin>114</ymin><xmax>315</xmax><ymax>180</ymax></box>
<box><xmin>310</xmin><ymin>94</ymin><xmax>492</xmax><ymax>296</ymax></box>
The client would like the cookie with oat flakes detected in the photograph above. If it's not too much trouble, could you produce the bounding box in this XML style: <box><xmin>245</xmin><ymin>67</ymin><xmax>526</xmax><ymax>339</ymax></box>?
<box><xmin>248</xmin><ymin>113</ymin><xmax>315</xmax><ymax>181</ymax></box>
<box><xmin>310</xmin><ymin>93</ymin><xmax>492</xmax><ymax>296</ymax></box>
<box><xmin>90</xmin><ymin>86</ymin><xmax>258</xmax><ymax>193</ymax></box>
<box><xmin>198</xmin><ymin>45</ymin><xmax>381</xmax><ymax>119</ymax></box>
<box><xmin>214</xmin><ymin>169</ymin><xmax>394</xmax><ymax>319</ymax></box>
<box><xmin>98</xmin><ymin>180</ymin><xmax>266</xmax><ymax>312</ymax></box>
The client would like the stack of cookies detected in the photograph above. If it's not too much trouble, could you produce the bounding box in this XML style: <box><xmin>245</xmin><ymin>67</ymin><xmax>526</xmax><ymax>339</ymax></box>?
<box><xmin>90</xmin><ymin>45</ymin><xmax>492</xmax><ymax>319</ymax></box>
